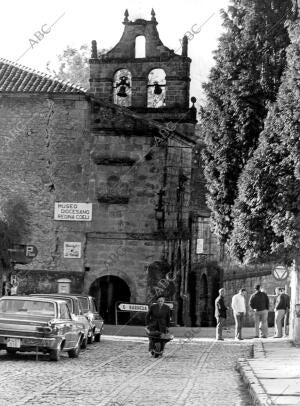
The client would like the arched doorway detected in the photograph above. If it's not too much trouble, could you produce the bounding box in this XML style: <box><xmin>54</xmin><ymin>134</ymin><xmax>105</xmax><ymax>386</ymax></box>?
<box><xmin>200</xmin><ymin>274</ymin><xmax>209</xmax><ymax>327</ymax></box>
<box><xmin>89</xmin><ymin>275</ymin><xmax>131</xmax><ymax>324</ymax></box>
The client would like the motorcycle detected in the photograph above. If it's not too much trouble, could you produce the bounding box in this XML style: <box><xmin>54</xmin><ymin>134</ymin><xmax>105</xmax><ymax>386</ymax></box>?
<box><xmin>145</xmin><ymin>328</ymin><xmax>174</xmax><ymax>358</ymax></box>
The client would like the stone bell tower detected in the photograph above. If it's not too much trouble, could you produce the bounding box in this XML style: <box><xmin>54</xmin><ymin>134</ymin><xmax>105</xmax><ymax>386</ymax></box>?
<box><xmin>89</xmin><ymin>9</ymin><xmax>195</xmax><ymax>124</ymax></box>
<box><xmin>87</xmin><ymin>10</ymin><xmax>197</xmax><ymax>327</ymax></box>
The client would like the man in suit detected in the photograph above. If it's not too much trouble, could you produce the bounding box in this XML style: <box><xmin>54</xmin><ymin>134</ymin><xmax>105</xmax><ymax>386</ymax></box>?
<box><xmin>146</xmin><ymin>295</ymin><xmax>171</xmax><ymax>353</ymax></box>
<box><xmin>215</xmin><ymin>288</ymin><xmax>227</xmax><ymax>341</ymax></box>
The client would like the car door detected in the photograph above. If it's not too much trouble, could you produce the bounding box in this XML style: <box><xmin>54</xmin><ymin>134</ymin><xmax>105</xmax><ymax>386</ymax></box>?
<box><xmin>73</xmin><ymin>300</ymin><xmax>89</xmax><ymax>338</ymax></box>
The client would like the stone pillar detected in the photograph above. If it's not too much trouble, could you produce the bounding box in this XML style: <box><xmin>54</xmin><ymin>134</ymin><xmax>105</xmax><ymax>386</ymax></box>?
<box><xmin>289</xmin><ymin>260</ymin><xmax>300</xmax><ymax>344</ymax></box>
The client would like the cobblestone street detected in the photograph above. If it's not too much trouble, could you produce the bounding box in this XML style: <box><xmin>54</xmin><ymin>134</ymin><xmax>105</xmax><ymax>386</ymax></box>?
<box><xmin>0</xmin><ymin>338</ymin><xmax>253</xmax><ymax>406</ymax></box>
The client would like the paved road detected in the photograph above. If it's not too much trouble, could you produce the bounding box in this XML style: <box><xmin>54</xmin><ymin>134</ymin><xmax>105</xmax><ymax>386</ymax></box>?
<box><xmin>0</xmin><ymin>338</ymin><xmax>253</xmax><ymax>406</ymax></box>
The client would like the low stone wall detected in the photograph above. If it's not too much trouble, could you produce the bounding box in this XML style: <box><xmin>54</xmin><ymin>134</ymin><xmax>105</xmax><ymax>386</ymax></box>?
<box><xmin>223</xmin><ymin>269</ymin><xmax>289</xmax><ymax>327</ymax></box>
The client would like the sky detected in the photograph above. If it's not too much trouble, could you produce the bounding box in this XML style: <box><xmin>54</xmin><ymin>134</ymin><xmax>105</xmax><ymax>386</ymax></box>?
<box><xmin>0</xmin><ymin>0</ymin><xmax>231</xmax><ymax>105</ymax></box>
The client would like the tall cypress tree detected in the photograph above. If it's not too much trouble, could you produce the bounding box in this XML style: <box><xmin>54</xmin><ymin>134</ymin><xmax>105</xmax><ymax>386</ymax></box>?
<box><xmin>230</xmin><ymin>5</ymin><xmax>300</xmax><ymax>263</ymax></box>
<box><xmin>201</xmin><ymin>0</ymin><xmax>292</xmax><ymax>245</ymax></box>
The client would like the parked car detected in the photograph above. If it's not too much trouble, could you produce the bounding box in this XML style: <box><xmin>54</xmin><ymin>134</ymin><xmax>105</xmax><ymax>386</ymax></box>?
<box><xmin>0</xmin><ymin>296</ymin><xmax>84</xmax><ymax>361</ymax></box>
<box><xmin>75</xmin><ymin>295</ymin><xmax>104</xmax><ymax>342</ymax></box>
<box><xmin>30</xmin><ymin>294</ymin><xmax>93</xmax><ymax>348</ymax></box>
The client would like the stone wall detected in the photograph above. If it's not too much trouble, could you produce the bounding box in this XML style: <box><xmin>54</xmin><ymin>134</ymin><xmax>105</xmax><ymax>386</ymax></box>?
<box><xmin>0</xmin><ymin>93</ymin><xmax>90</xmax><ymax>283</ymax></box>
<box><xmin>0</xmin><ymin>94</ymin><xmax>194</xmax><ymax>315</ymax></box>
<box><xmin>223</xmin><ymin>264</ymin><xmax>290</xmax><ymax>327</ymax></box>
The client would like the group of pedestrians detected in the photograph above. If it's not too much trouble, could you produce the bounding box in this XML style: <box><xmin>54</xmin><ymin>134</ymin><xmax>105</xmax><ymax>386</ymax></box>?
<box><xmin>215</xmin><ymin>284</ymin><xmax>290</xmax><ymax>341</ymax></box>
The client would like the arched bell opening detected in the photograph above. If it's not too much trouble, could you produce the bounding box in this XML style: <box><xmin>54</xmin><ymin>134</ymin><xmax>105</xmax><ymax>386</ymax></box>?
<box><xmin>113</xmin><ymin>69</ymin><xmax>132</xmax><ymax>107</ymax></box>
<box><xmin>147</xmin><ymin>68</ymin><xmax>166</xmax><ymax>108</ymax></box>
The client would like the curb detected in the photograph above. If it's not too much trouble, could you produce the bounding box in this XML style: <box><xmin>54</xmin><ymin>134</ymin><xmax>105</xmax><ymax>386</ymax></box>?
<box><xmin>237</xmin><ymin>342</ymin><xmax>270</xmax><ymax>406</ymax></box>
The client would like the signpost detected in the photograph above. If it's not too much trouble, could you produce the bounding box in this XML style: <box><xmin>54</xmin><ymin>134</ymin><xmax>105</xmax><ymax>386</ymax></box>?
<box><xmin>115</xmin><ymin>302</ymin><xmax>174</xmax><ymax>325</ymax></box>
<box><xmin>118</xmin><ymin>303</ymin><xmax>148</xmax><ymax>312</ymax></box>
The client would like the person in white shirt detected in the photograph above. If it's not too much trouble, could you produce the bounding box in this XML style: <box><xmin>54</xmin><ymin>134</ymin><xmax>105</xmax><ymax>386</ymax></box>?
<box><xmin>231</xmin><ymin>288</ymin><xmax>247</xmax><ymax>340</ymax></box>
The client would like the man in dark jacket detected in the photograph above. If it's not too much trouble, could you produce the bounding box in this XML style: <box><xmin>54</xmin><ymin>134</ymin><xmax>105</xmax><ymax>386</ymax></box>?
<box><xmin>274</xmin><ymin>288</ymin><xmax>290</xmax><ymax>338</ymax></box>
<box><xmin>281</xmin><ymin>288</ymin><xmax>290</xmax><ymax>337</ymax></box>
<box><xmin>215</xmin><ymin>288</ymin><xmax>227</xmax><ymax>341</ymax></box>
<box><xmin>146</xmin><ymin>296</ymin><xmax>171</xmax><ymax>352</ymax></box>
<box><xmin>249</xmin><ymin>284</ymin><xmax>269</xmax><ymax>338</ymax></box>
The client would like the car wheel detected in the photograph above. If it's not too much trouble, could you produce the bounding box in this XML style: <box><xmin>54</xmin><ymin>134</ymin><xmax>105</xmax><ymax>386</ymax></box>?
<box><xmin>6</xmin><ymin>348</ymin><xmax>17</xmax><ymax>355</ymax></box>
<box><xmin>68</xmin><ymin>337</ymin><xmax>81</xmax><ymax>358</ymax></box>
<box><xmin>94</xmin><ymin>333</ymin><xmax>101</xmax><ymax>342</ymax></box>
<box><xmin>81</xmin><ymin>336</ymin><xmax>88</xmax><ymax>349</ymax></box>
<box><xmin>49</xmin><ymin>346</ymin><xmax>61</xmax><ymax>361</ymax></box>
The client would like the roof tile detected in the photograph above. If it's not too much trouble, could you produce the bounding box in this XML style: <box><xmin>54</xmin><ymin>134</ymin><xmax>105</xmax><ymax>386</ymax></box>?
<box><xmin>0</xmin><ymin>57</ymin><xmax>87</xmax><ymax>94</ymax></box>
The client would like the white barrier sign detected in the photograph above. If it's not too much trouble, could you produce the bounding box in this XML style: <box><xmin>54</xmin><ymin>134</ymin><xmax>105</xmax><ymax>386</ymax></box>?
<box><xmin>54</xmin><ymin>203</ymin><xmax>92</xmax><ymax>221</ymax></box>
<box><xmin>64</xmin><ymin>242</ymin><xmax>81</xmax><ymax>258</ymax></box>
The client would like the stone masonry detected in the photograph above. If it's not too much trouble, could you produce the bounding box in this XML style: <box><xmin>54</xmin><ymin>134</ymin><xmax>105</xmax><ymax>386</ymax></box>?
<box><xmin>0</xmin><ymin>11</ymin><xmax>197</xmax><ymax>325</ymax></box>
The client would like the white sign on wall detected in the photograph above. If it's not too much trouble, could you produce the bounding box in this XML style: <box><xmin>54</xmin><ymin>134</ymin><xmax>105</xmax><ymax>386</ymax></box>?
<box><xmin>54</xmin><ymin>203</ymin><xmax>92</xmax><ymax>221</ymax></box>
<box><xmin>196</xmin><ymin>238</ymin><xmax>204</xmax><ymax>254</ymax></box>
<box><xmin>64</xmin><ymin>242</ymin><xmax>82</xmax><ymax>258</ymax></box>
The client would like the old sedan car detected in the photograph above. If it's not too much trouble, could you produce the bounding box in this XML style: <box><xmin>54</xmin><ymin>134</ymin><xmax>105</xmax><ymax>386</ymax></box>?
<box><xmin>31</xmin><ymin>294</ymin><xmax>92</xmax><ymax>347</ymax></box>
<box><xmin>0</xmin><ymin>296</ymin><xmax>84</xmax><ymax>361</ymax></box>
<box><xmin>76</xmin><ymin>295</ymin><xmax>104</xmax><ymax>342</ymax></box>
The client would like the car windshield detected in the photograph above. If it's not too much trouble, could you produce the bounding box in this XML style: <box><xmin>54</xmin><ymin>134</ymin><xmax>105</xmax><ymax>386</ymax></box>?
<box><xmin>0</xmin><ymin>299</ymin><xmax>55</xmax><ymax>316</ymax></box>
<box><xmin>77</xmin><ymin>297</ymin><xmax>89</xmax><ymax>313</ymax></box>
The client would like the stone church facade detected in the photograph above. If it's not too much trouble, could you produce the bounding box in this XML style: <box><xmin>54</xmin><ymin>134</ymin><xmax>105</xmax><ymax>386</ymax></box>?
<box><xmin>0</xmin><ymin>10</ymin><xmax>200</xmax><ymax>325</ymax></box>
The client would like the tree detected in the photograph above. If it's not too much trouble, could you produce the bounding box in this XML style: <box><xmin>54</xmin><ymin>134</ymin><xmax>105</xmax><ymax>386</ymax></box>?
<box><xmin>201</xmin><ymin>0</ymin><xmax>292</xmax><ymax>245</ymax></box>
<box><xmin>46</xmin><ymin>44</ymin><xmax>110</xmax><ymax>88</ymax></box>
<box><xmin>230</xmin><ymin>8</ymin><xmax>300</xmax><ymax>263</ymax></box>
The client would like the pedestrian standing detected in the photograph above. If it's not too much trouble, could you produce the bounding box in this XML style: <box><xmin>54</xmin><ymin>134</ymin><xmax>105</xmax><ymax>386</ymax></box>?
<box><xmin>274</xmin><ymin>288</ymin><xmax>290</xmax><ymax>338</ymax></box>
<box><xmin>249</xmin><ymin>284</ymin><xmax>269</xmax><ymax>338</ymax></box>
<box><xmin>215</xmin><ymin>288</ymin><xmax>227</xmax><ymax>341</ymax></box>
<box><xmin>281</xmin><ymin>288</ymin><xmax>290</xmax><ymax>337</ymax></box>
<box><xmin>231</xmin><ymin>288</ymin><xmax>247</xmax><ymax>340</ymax></box>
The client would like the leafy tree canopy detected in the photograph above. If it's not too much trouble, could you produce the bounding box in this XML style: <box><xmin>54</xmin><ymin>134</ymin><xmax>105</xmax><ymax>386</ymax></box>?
<box><xmin>46</xmin><ymin>44</ymin><xmax>110</xmax><ymax>88</ymax></box>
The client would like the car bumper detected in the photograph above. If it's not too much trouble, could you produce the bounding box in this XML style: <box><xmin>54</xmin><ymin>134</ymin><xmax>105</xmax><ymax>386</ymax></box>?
<box><xmin>0</xmin><ymin>335</ymin><xmax>62</xmax><ymax>351</ymax></box>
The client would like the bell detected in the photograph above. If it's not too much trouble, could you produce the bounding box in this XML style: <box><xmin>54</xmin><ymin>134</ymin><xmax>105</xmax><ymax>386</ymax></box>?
<box><xmin>117</xmin><ymin>85</ymin><xmax>127</xmax><ymax>98</ymax></box>
<box><xmin>154</xmin><ymin>83</ymin><xmax>162</xmax><ymax>95</ymax></box>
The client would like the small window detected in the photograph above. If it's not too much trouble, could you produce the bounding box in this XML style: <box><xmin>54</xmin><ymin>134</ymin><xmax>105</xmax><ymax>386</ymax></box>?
<box><xmin>147</xmin><ymin>69</ymin><xmax>166</xmax><ymax>108</ymax></box>
<box><xmin>113</xmin><ymin>69</ymin><xmax>132</xmax><ymax>107</ymax></box>
<box><xmin>135</xmin><ymin>36</ymin><xmax>146</xmax><ymax>58</ymax></box>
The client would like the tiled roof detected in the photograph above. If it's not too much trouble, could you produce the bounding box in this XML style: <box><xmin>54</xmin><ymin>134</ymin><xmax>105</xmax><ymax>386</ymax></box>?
<box><xmin>0</xmin><ymin>58</ymin><xmax>87</xmax><ymax>94</ymax></box>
